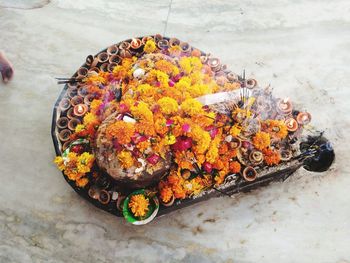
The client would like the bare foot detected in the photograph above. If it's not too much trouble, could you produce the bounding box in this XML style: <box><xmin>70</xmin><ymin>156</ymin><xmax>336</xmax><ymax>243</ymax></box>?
<box><xmin>0</xmin><ymin>51</ymin><xmax>14</xmax><ymax>83</ymax></box>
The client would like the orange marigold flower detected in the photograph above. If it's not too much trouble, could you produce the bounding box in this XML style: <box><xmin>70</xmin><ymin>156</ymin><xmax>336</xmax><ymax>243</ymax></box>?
<box><xmin>160</xmin><ymin>186</ymin><xmax>173</xmax><ymax>203</ymax></box>
<box><xmin>106</xmin><ymin>121</ymin><xmax>135</xmax><ymax>144</ymax></box>
<box><xmin>263</xmin><ymin>148</ymin><xmax>281</xmax><ymax>166</ymax></box>
<box><xmin>129</xmin><ymin>194</ymin><xmax>150</xmax><ymax>217</ymax></box>
<box><xmin>252</xmin><ymin>132</ymin><xmax>271</xmax><ymax>150</ymax></box>
<box><xmin>229</xmin><ymin>161</ymin><xmax>241</xmax><ymax>174</ymax></box>
<box><xmin>263</xmin><ymin>120</ymin><xmax>288</xmax><ymax>140</ymax></box>
<box><xmin>76</xmin><ymin>177</ymin><xmax>89</xmax><ymax>187</ymax></box>
<box><xmin>172</xmin><ymin>184</ymin><xmax>186</xmax><ymax>199</ymax></box>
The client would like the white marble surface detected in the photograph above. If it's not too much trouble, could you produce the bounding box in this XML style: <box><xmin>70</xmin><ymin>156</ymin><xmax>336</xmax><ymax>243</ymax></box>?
<box><xmin>0</xmin><ymin>0</ymin><xmax>349</xmax><ymax>262</ymax></box>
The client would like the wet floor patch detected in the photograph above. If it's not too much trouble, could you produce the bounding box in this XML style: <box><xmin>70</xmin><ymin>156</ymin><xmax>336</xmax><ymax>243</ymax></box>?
<box><xmin>0</xmin><ymin>0</ymin><xmax>50</xmax><ymax>9</ymax></box>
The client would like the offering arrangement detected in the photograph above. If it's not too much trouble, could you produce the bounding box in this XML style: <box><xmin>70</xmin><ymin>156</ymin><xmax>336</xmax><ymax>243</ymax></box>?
<box><xmin>52</xmin><ymin>35</ymin><xmax>334</xmax><ymax>225</ymax></box>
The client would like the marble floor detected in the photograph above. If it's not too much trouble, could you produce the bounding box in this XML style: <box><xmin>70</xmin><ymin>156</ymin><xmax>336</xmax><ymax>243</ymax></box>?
<box><xmin>0</xmin><ymin>0</ymin><xmax>349</xmax><ymax>262</ymax></box>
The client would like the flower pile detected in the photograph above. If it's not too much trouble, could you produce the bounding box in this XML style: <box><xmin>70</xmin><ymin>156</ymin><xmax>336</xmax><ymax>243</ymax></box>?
<box><xmin>54</xmin><ymin>38</ymin><xmax>309</xmax><ymax>209</ymax></box>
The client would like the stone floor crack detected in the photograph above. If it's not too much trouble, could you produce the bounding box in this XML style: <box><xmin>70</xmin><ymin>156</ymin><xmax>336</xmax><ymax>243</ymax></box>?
<box><xmin>163</xmin><ymin>0</ymin><xmax>173</xmax><ymax>36</ymax></box>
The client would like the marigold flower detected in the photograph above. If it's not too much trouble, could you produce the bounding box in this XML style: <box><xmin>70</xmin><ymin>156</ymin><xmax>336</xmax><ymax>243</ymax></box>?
<box><xmin>144</xmin><ymin>39</ymin><xmax>156</xmax><ymax>53</ymax></box>
<box><xmin>181</xmin><ymin>98</ymin><xmax>203</xmax><ymax>116</ymax></box>
<box><xmin>252</xmin><ymin>132</ymin><xmax>271</xmax><ymax>150</ymax></box>
<box><xmin>229</xmin><ymin>161</ymin><xmax>241</xmax><ymax>174</ymax></box>
<box><xmin>117</xmin><ymin>150</ymin><xmax>134</xmax><ymax>169</ymax></box>
<box><xmin>160</xmin><ymin>186</ymin><xmax>173</xmax><ymax>203</ymax></box>
<box><xmin>263</xmin><ymin>120</ymin><xmax>288</xmax><ymax>140</ymax></box>
<box><xmin>157</xmin><ymin>97</ymin><xmax>179</xmax><ymax>115</ymax></box>
<box><xmin>75</xmin><ymin>124</ymin><xmax>86</xmax><ymax>133</ymax></box>
<box><xmin>83</xmin><ymin>112</ymin><xmax>100</xmax><ymax>127</ymax></box>
<box><xmin>263</xmin><ymin>148</ymin><xmax>281</xmax><ymax>166</ymax></box>
<box><xmin>165</xmin><ymin>134</ymin><xmax>176</xmax><ymax>145</ymax></box>
<box><xmin>76</xmin><ymin>177</ymin><xmax>89</xmax><ymax>187</ymax></box>
<box><xmin>54</xmin><ymin>156</ymin><xmax>65</xmax><ymax>171</ymax></box>
<box><xmin>106</xmin><ymin>121</ymin><xmax>135</xmax><ymax>144</ymax></box>
<box><xmin>129</xmin><ymin>194</ymin><xmax>150</xmax><ymax>217</ymax></box>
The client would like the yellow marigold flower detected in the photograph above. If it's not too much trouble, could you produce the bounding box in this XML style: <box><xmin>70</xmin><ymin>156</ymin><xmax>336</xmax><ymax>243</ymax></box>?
<box><xmin>117</xmin><ymin>150</ymin><xmax>134</xmax><ymax>169</ymax></box>
<box><xmin>144</xmin><ymin>39</ymin><xmax>156</xmax><ymax>53</ymax></box>
<box><xmin>157</xmin><ymin>97</ymin><xmax>179</xmax><ymax>115</ymax></box>
<box><xmin>252</xmin><ymin>132</ymin><xmax>271</xmax><ymax>150</ymax></box>
<box><xmin>206</xmin><ymin>137</ymin><xmax>220</xmax><ymax>164</ymax></box>
<box><xmin>165</xmin><ymin>134</ymin><xmax>176</xmax><ymax>145</ymax></box>
<box><xmin>77</xmin><ymin>152</ymin><xmax>95</xmax><ymax>174</ymax></box>
<box><xmin>189</xmin><ymin>124</ymin><xmax>211</xmax><ymax>154</ymax></box>
<box><xmin>174</xmin><ymin>77</ymin><xmax>191</xmax><ymax>93</ymax></box>
<box><xmin>106</xmin><ymin>121</ymin><xmax>135</xmax><ymax>144</ymax></box>
<box><xmin>181</xmin><ymin>98</ymin><xmax>203</xmax><ymax>116</ymax></box>
<box><xmin>131</xmin><ymin>102</ymin><xmax>153</xmax><ymax>122</ymax></box>
<box><xmin>169</xmin><ymin>45</ymin><xmax>181</xmax><ymax>56</ymax></box>
<box><xmin>54</xmin><ymin>156</ymin><xmax>65</xmax><ymax>171</ymax></box>
<box><xmin>75</xmin><ymin>124</ymin><xmax>86</xmax><ymax>133</ymax></box>
<box><xmin>90</xmin><ymin>99</ymin><xmax>102</xmax><ymax>114</ymax></box>
<box><xmin>83</xmin><ymin>112</ymin><xmax>99</xmax><ymax>127</ymax></box>
<box><xmin>129</xmin><ymin>194</ymin><xmax>150</xmax><ymax>217</ymax></box>
<box><xmin>155</xmin><ymin>60</ymin><xmax>177</xmax><ymax>75</ymax></box>
<box><xmin>229</xmin><ymin>124</ymin><xmax>242</xmax><ymax>137</ymax></box>
<box><xmin>136</xmin><ymin>83</ymin><xmax>153</xmax><ymax>95</ymax></box>
<box><xmin>76</xmin><ymin>177</ymin><xmax>89</xmax><ymax>187</ymax></box>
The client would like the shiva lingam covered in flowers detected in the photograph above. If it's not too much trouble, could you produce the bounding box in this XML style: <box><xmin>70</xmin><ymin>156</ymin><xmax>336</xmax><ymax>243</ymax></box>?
<box><xmin>52</xmin><ymin>35</ymin><xmax>334</xmax><ymax>225</ymax></box>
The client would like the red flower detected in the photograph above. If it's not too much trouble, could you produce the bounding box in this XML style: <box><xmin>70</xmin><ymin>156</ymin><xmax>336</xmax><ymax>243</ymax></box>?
<box><xmin>147</xmin><ymin>154</ymin><xmax>160</xmax><ymax>165</ymax></box>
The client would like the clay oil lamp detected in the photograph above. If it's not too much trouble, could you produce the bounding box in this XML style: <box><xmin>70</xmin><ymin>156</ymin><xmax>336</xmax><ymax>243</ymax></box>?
<box><xmin>84</xmin><ymin>94</ymin><xmax>95</xmax><ymax>105</ymax></box>
<box><xmin>154</xmin><ymin>34</ymin><xmax>163</xmax><ymax>42</ymax></box>
<box><xmin>142</xmin><ymin>36</ymin><xmax>153</xmax><ymax>45</ymax></box>
<box><xmin>249</xmin><ymin>150</ymin><xmax>264</xmax><ymax>165</ymax></box>
<box><xmin>245</xmin><ymin>79</ymin><xmax>257</xmax><ymax>89</ymax></box>
<box><xmin>77</xmin><ymin>67</ymin><xmax>88</xmax><ymax>79</ymax></box>
<box><xmin>70</xmin><ymin>95</ymin><xmax>84</xmax><ymax>106</ymax></box>
<box><xmin>56</xmin><ymin>117</ymin><xmax>69</xmax><ymax>129</ymax></box>
<box><xmin>200</xmin><ymin>55</ymin><xmax>209</xmax><ymax>64</ymax></box>
<box><xmin>119</xmin><ymin>49</ymin><xmax>132</xmax><ymax>58</ymax></box>
<box><xmin>67</xmin><ymin>87</ymin><xmax>77</xmax><ymax>98</ymax></box>
<box><xmin>89</xmin><ymin>66</ymin><xmax>101</xmax><ymax>74</ymax></box>
<box><xmin>58</xmin><ymin>129</ymin><xmax>72</xmax><ymax>142</ymax></box>
<box><xmin>88</xmin><ymin>186</ymin><xmax>100</xmax><ymax>200</ymax></box>
<box><xmin>297</xmin><ymin>112</ymin><xmax>312</xmax><ymax>125</ymax></box>
<box><xmin>116</xmin><ymin>195</ymin><xmax>126</xmax><ymax>211</ymax></box>
<box><xmin>230</xmin><ymin>137</ymin><xmax>242</xmax><ymax>150</ymax></box>
<box><xmin>62</xmin><ymin>140</ymin><xmax>72</xmax><ymax>151</ymax></box>
<box><xmin>181</xmin><ymin>169</ymin><xmax>192</xmax><ymax>180</ymax></box>
<box><xmin>179</xmin><ymin>42</ymin><xmax>191</xmax><ymax>54</ymax></box>
<box><xmin>119</xmin><ymin>41</ymin><xmax>130</xmax><ymax>50</ymax></box>
<box><xmin>130</xmin><ymin>38</ymin><xmax>143</xmax><ymax>52</ymax></box>
<box><xmin>169</xmin><ymin>37</ymin><xmax>180</xmax><ymax>47</ymax></box>
<box><xmin>107</xmin><ymin>45</ymin><xmax>118</xmax><ymax>56</ymax></box>
<box><xmin>191</xmin><ymin>48</ymin><xmax>201</xmax><ymax>57</ymax></box>
<box><xmin>208</xmin><ymin>58</ymin><xmax>221</xmax><ymax>72</ymax></box>
<box><xmin>285</xmin><ymin>118</ymin><xmax>299</xmax><ymax>132</ymax></box>
<box><xmin>242</xmin><ymin>166</ymin><xmax>258</xmax><ymax>182</ymax></box>
<box><xmin>67</xmin><ymin>108</ymin><xmax>74</xmax><ymax>119</ymax></box>
<box><xmin>161</xmin><ymin>193</ymin><xmax>175</xmax><ymax>207</ymax></box>
<box><xmin>99</xmin><ymin>63</ymin><xmax>109</xmax><ymax>72</ymax></box>
<box><xmin>58</xmin><ymin>98</ymin><xmax>71</xmax><ymax>112</ymax></box>
<box><xmin>97</xmin><ymin>52</ymin><xmax>109</xmax><ymax>64</ymax></box>
<box><xmin>98</xmin><ymin>190</ymin><xmax>111</xmax><ymax>205</ymax></box>
<box><xmin>77</xmin><ymin>86</ymin><xmax>88</xmax><ymax>97</ymax></box>
<box><xmin>109</xmin><ymin>54</ymin><xmax>121</xmax><ymax>64</ymax></box>
<box><xmin>68</xmin><ymin>118</ymin><xmax>81</xmax><ymax>131</ymax></box>
<box><xmin>277</xmin><ymin>98</ymin><xmax>293</xmax><ymax>115</ymax></box>
<box><xmin>108</xmin><ymin>62</ymin><xmax>118</xmax><ymax>73</ymax></box>
<box><xmin>157</xmin><ymin>39</ymin><xmax>169</xmax><ymax>50</ymax></box>
<box><xmin>280</xmin><ymin>149</ymin><xmax>292</xmax><ymax>161</ymax></box>
<box><xmin>85</xmin><ymin>55</ymin><xmax>94</xmax><ymax>67</ymax></box>
<box><xmin>73</xmin><ymin>104</ymin><xmax>88</xmax><ymax>117</ymax></box>
<box><xmin>227</xmin><ymin>72</ymin><xmax>239</xmax><ymax>82</ymax></box>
